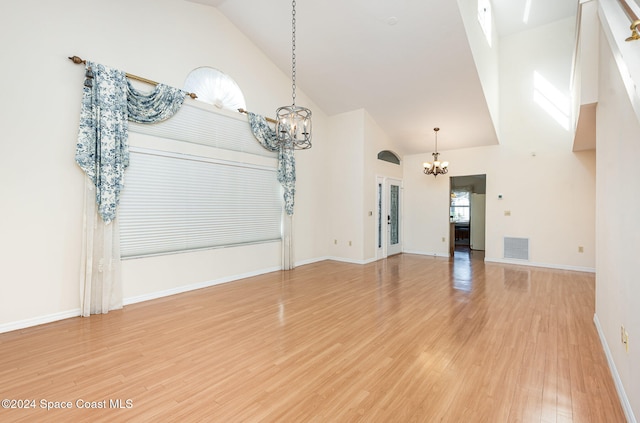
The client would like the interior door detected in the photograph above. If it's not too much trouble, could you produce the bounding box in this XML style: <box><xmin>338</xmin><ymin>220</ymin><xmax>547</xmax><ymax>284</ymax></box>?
<box><xmin>386</xmin><ymin>179</ymin><xmax>402</xmax><ymax>256</ymax></box>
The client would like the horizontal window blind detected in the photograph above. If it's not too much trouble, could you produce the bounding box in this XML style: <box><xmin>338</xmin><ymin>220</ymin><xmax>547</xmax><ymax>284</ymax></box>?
<box><xmin>129</xmin><ymin>103</ymin><xmax>276</xmax><ymax>158</ymax></box>
<box><xmin>119</xmin><ymin>148</ymin><xmax>282</xmax><ymax>258</ymax></box>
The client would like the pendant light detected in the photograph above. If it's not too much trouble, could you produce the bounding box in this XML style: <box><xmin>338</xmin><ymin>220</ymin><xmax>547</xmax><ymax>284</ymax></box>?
<box><xmin>423</xmin><ymin>127</ymin><xmax>449</xmax><ymax>177</ymax></box>
<box><xmin>275</xmin><ymin>0</ymin><xmax>312</xmax><ymax>149</ymax></box>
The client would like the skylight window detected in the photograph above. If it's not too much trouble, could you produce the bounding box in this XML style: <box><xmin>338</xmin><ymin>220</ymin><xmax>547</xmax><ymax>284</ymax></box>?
<box><xmin>523</xmin><ymin>0</ymin><xmax>532</xmax><ymax>24</ymax></box>
<box><xmin>477</xmin><ymin>0</ymin><xmax>493</xmax><ymax>47</ymax></box>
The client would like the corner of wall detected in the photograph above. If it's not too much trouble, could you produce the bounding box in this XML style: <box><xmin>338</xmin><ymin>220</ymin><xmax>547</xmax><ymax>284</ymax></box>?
<box><xmin>593</xmin><ymin>314</ymin><xmax>638</xmax><ymax>423</ymax></box>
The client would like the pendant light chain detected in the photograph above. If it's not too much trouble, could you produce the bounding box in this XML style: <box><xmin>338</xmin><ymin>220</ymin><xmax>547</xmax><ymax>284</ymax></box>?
<box><xmin>291</xmin><ymin>0</ymin><xmax>297</xmax><ymax>106</ymax></box>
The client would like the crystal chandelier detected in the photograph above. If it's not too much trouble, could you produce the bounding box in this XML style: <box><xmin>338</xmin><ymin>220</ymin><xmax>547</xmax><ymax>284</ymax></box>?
<box><xmin>423</xmin><ymin>127</ymin><xmax>449</xmax><ymax>177</ymax></box>
<box><xmin>275</xmin><ymin>0</ymin><xmax>312</xmax><ymax>149</ymax></box>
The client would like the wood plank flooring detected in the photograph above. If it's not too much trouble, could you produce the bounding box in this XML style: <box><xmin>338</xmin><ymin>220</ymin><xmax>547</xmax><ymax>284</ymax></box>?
<box><xmin>0</xmin><ymin>252</ymin><xmax>625</xmax><ymax>422</ymax></box>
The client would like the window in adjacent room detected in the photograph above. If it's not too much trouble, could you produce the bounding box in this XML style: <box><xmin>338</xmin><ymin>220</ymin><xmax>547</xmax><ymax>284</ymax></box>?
<box><xmin>450</xmin><ymin>189</ymin><xmax>470</xmax><ymax>223</ymax></box>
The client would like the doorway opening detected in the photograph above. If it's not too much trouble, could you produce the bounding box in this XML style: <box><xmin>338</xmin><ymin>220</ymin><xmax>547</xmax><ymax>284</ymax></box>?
<box><xmin>450</xmin><ymin>175</ymin><xmax>486</xmax><ymax>255</ymax></box>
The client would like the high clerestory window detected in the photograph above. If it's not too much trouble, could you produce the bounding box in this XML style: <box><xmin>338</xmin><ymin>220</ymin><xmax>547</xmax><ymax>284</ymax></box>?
<box><xmin>183</xmin><ymin>67</ymin><xmax>247</xmax><ymax>112</ymax></box>
<box><xmin>377</xmin><ymin>150</ymin><xmax>401</xmax><ymax>165</ymax></box>
<box><xmin>478</xmin><ymin>0</ymin><xmax>493</xmax><ymax>47</ymax></box>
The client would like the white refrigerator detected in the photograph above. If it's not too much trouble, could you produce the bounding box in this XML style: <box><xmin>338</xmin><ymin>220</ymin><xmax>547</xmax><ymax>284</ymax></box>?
<box><xmin>470</xmin><ymin>193</ymin><xmax>486</xmax><ymax>250</ymax></box>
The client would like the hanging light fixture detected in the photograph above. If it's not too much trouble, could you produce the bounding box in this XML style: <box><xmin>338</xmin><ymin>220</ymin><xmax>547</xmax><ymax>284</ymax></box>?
<box><xmin>275</xmin><ymin>0</ymin><xmax>312</xmax><ymax>149</ymax></box>
<box><xmin>423</xmin><ymin>127</ymin><xmax>449</xmax><ymax>177</ymax></box>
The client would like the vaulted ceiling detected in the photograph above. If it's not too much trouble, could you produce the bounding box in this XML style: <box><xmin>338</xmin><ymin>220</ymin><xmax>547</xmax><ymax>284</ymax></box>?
<box><xmin>187</xmin><ymin>0</ymin><xmax>578</xmax><ymax>155</ymax></box>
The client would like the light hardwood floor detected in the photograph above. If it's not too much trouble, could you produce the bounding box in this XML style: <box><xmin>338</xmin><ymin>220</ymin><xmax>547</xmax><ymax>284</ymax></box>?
<box><xmin>0</xmin><ymin>252</ymin><xmax>625</xmax><ymax>422</ymax></box>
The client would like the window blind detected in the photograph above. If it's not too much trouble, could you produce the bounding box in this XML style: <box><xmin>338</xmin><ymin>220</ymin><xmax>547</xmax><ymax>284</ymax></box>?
<box><xmin>119</xmin><ymin>148</ymin><xmax>282</xmax><ymax>258</ymax></box>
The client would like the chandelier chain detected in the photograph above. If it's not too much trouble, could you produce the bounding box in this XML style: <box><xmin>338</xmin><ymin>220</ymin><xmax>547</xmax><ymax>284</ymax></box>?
<box><xmin>291</xmin><ymin>0</ymin><xmax>297</xmax><ymax>106</ymax></box>
<box><xmin>434</xmin><ymin>130</ymin><xmax>438</xmax><ymax>153</ymax></box>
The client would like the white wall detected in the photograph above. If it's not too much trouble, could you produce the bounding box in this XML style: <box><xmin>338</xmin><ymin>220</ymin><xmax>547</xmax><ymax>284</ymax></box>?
<box><xmin>324</xmin><ymin>109</ymin><xmax>404</xmax><ymax>263</ymax></box>
<box><xmin>457</xmin><ymin>0</ymin><xmax>500</xmax><ymax>135</ymax></box>
<box><xmin>403</xmin><ymin>17</ymin><xmax>596</xmax><ymax>271</ymax></box>
<box><xmin>365</xmin><ymin>111</ymin><xmax>404</xmax><ymax>261</ymax></box>
<box><xmin>326</xmin><ymin>110</ymin><xmax>366</xmax><ymax>262</ymax></box>
<box><xmin>0</xmin><ymin>0</ymin><xmax>329</xmax><ymax>329</ymax></box>
<box><xmin>404</xmin><ymin>146</ymin><xmax>595</xmax><ymax>269</ymax></box>
<box><xmin>500</xmin><ymin>18</ymin><xmax>576</xmax><ymax>151</ymax></box>
<box><xmin>595</xmin><ymin>7</ymin><xmax>640</xmax><ymax>419</ymax></box>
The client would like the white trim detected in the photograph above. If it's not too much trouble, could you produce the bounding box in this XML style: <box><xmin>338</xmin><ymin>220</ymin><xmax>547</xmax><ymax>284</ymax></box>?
<box><xmin>403</xmin><ymin>249</ymin><xmax>451</xmax><ymax>259</ymax></box>
<box><xmin>375</xmin><ymin>175</ymin><xmax>386</xmax><ymax>261</ymax></box>
<box><xmin>594</xmin><ymin>314</ymin><xmax>637</xmax><ymax>423</ymax></box>
<box><xmin>0</xmin><ymin>309</ymin><xmax>81</xmax><ymax>334</ymax></box>
<box><xmin>484</xmin><ymin>257</ymin><xmax>595</xmax><ymax>273</ymax></box>
<box><xmin>0</xmin><ymin>266</ymin><xmax>282</xmax><ymax>334</ymax></box>
<box><xmin>123</xmin><ymin>266</ymin><xmax>281</xmax><ymax>306</ymax></box>
<box><xmin>298</xmin><ymin>256</ymin><xmax>380</xmax><ymax>266</ymax></box>
<box><xmin>295</xmin><ymin>256</ymin><xmax>331</xmax><ymax>267</ymax></box>
<box><xmin>324</xmin><ymin>256</ymin><xmax>377</xmax><ymax>265</ymax></box>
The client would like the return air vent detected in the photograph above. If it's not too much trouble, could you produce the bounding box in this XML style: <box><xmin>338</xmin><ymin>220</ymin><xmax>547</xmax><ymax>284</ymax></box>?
<box><xmin>504</xmin><ymin>237</ymin><xmax>529</xmax><ymax>260</ymax></box>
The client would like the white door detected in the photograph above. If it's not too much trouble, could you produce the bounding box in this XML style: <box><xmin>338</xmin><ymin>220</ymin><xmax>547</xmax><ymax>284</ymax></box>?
<box><xmin>386</xmin><ymin>179</ymin><xmax>402</xmax><ymax>256</ymax></box>
<box><xmin>376</xmin><ymin>177</ymin><xmax>402</xmax><ymax>259</ymax></box>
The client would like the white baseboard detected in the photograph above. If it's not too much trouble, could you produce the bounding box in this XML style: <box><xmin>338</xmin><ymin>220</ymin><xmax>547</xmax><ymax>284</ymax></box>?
<box><xmin>0</xmin><ymin>309</ymin><xmax>81</xmax><ymax>334</ymax></box>
<box><xmin>123</xmin><ymin>265</ymin><xmax>282</xmax><ymax>306</ymax></box>
<box><xmin>593</xmin><ymin>313</ymin><xmax>637</xmax><ymax>423</ymax></box>
<box><xmin>484</xmin><ymin>257</ymin><xmax>595</xmax><ymax>273</ymax></box>
<box><xmin>324</xmin><ymin>256</ymin><xmax>375</xmax><ymax>265</ymax></box>
<box><xmin>402</xmin><ymin>249</ymin><xmax>450</xmax><ymax>258</ymax></box>
<box><xmin>295</xmin><ymin>256</ymin><xmax>330</xmax><ymax>267</ymax></box>
<box><xmin>0</xmin><ymin>266</ymin><xmax>284</xmax><ymax>334</ymax></box>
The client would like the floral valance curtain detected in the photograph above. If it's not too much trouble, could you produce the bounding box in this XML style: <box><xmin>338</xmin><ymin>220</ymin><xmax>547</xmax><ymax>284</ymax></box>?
<box><xmin>247</xmin><ymin>112</ymin><xmax>296</xmax><ymax>216</ymax></box>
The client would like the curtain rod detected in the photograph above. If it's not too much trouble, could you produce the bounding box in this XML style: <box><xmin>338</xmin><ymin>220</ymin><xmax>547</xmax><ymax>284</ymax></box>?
<box><xmin>68</xmin><ymin>55</ymin><xmax>198</xmax><ymax>99</ymax></box>
<box><xmin>238</xmin><ymin>108</ymin><xmax>278</xmax><ymax>124</ymax></box>
<box><xmin>616</xmin><ymin>0</ymin><xmax>640</xmax><ymax>41</ymax></box>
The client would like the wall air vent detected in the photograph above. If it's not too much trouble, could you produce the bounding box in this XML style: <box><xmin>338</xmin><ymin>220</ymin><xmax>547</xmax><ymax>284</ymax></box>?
<box><xmin>504</xmin><ymin>237</ymin><xmax>529</xmax><ymax>260</ymax></box>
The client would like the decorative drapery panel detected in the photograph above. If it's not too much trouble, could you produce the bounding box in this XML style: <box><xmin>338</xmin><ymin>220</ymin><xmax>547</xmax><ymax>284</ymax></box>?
<box><xmin>247</xmin><ymin>112</ymin><xmax>296</xmax><ymax>216</ymax></box>
<box><xmin>79</xmin><ymin>177</ymin><xmax>123</xmax><ymax>316</ymax></box>
<box><xmin>75</xmin><ymin>60</ymin><xmax>187</xmax><ymax>315</ymax></box>
<box><xmin>76</xmin><ymin>61</ymin><xmax>188</xmax><ymax>222</ymax></box>
<box><xmin>247</xmin><ymin>112</ymin><xmax>296</xmax><ymax>270</ymax></box>
<box><xmin>76</xmin><ymin>62</ymin><xmax>129</xmax><ymax>224</ymax></box>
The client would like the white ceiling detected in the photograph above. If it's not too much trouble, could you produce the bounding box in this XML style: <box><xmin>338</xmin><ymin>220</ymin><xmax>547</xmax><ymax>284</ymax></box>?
<box><xmin>187</xmin><ymin>0</ymin><xmax>578</xmax><ymax>155</ymax></box>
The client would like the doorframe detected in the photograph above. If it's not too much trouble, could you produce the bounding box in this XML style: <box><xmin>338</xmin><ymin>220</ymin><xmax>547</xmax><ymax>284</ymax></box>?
<box><xmin>449</xmin><ymin>174</ymin><xmax>487</xmax><ymax>252</ymax></box>
<box><xmin>376</xmin><ymin>176</ymin><xmax>403</xmax><ymax>260</ymax></box>
<box><xmin>376</xmin><ymin>176</ymin><xmax>385</xmax><ymax>260</ymax></box>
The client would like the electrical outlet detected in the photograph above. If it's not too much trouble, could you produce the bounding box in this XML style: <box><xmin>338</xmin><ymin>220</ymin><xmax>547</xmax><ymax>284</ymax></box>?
<box><xmin>504</xmin><ymin>210</ymin><xmax>511</xmax><ymax>216</ymax></box>
<box><xmin>622</xmin><ymin>325</ymin><xmax>629</xmax><ymax>353</ymax></box>
<box><xmin>624</xmin><ymin>330</ymin><xmax>630</xmax><ymax>353</ymax></box>
<box><xmin>578</xmin><ymin>246</ymin><xmax>584</xmax><ymax>253</ymax></box>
